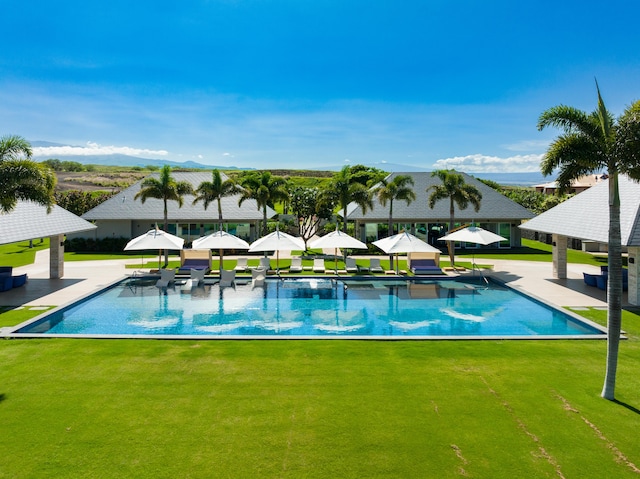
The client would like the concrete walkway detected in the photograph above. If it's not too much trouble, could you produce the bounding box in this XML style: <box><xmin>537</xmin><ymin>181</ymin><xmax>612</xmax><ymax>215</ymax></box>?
<box><xmin>0</xmin><ymin>252</ymin><xmax>617</xmax><ymax>311</ymax></box>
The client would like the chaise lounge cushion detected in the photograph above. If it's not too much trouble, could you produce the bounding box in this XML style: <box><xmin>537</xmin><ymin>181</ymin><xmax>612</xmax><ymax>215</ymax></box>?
<box><xmin>0</xmin><ymin>275</ymin><xmax>13</xmax><ymax>292</ymax></box>
<box><xmin>178</xmin><ymin>259</ymin><xmax>211</xmax><ymax>274</ymax></box>
<box><xmin>410</xmin><ymin>259</ymin><xmax>442</xmax><ymax>274</ymax></box>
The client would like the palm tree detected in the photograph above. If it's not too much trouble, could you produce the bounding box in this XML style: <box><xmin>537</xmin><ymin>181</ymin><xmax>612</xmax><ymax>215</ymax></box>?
<box><xmin>0</xmin><ymin>135</ymin><xmax>56</xmax><ymax>213</ymax></box>
<box><xmin>193</xmin><ymin>169</ymin><xmax>241</xmax><ymax>266</ymax></box>
<box><xmin>427</xmin><ymin>170</ymin><xmax>482</xmax><ymax>267</ymax></box>
<box><xmin>134</xmin><ymin>165</ymin><xmax>194</xmax><ymax>266</ymax></box>
<box><xmin>325</xmin><ymin>166</ymin><xmax>374</xmax><ymax>233</ymax></box>
<box><xmin>193</xmin><ymin>169</ymin><xmax>241</xmax><ymax>230</ymax></box>
<box><xmin>237</xmin><ymin>171</ymin><xmax>289</xmax><ymax>235</ymax></box>
<box><xmin>538</xmin><ymin>83</ymin><xmax>640</xmax><ymax>400</ymax></box>
<box><xmin>375</xmin><ymin>174</ymin><xmax>416</xmax><ymax>269</ymax></box>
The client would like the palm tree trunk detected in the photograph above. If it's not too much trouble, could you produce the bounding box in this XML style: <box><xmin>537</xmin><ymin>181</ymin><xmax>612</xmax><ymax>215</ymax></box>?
<box><xmin>163</xmin><ymin>200</ymin><xmax>169</xmax><ymax>268</ymax></box>
<box><xmin>602</xmin><ymin>173</ymin><xmax>622</xmax><ymax>400</ymax></box>
<box><xmin>217</xmin><ymin>199</ymin><xmax>224</xmax><ymax>268</ymax></box>
<box><xmin>388</xmin><ymin>201</ymin><xmax>394</xmax><ymax>270</ymax></box>
<box><xmin>448</xmin><ymin>199</ymin><xmax>455</xmax><ymax>267</ymax></box>
<box><xmin>342</xmin><ymin>206</ymin><xmax>348</xmax><ymax>233</ymax></box>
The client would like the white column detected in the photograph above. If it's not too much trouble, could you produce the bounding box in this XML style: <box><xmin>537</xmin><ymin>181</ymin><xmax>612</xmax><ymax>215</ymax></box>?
<box><xmin>49</xmin><ymin>234</ymin><xmax>65</xmax><ymax>279</ymax></box>
<box><xmin>552</xmin><ymin>234</ymin><xmax>567</xmax><ymax>279</ymax></box>
<box><xmin>627</xmin><ymin>247</ymin><xmax>640</xmax><ymax>306</ymax></box>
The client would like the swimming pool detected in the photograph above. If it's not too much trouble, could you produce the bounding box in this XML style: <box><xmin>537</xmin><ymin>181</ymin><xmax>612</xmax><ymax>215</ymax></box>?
<box><xmin>13</xmin><ymin>276</ymin><xmax>606</xmax><ymax>339</ymax></box>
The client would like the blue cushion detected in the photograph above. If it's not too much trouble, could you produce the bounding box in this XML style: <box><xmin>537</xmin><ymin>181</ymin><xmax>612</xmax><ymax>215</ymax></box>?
<box><xmin>0</xmin><ymin>275</ymin><xmax>13</xmax><ymax>292</ymax></box>
<box><xmin>12</xmin><ymin>274</ymin><xmax>27</xmax><ymax>288</ymax></box>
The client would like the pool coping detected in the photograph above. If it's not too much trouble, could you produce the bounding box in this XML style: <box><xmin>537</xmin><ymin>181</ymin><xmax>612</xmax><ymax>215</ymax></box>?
<box><xmin>2</xmin><ymin>273</ymin><xmax>611</xmax><ymax>340</ymax></box>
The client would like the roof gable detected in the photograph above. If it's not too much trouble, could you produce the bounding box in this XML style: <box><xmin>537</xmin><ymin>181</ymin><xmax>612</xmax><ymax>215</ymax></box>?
<box><xmin>0</xmin><ymin>201</ymin><xmax>96</xmax><ymax>244</ymax></box>
<box><xmin>520</xmin><ymin>175</ymin><xmax>640</xmax><ymax>246</ymax></box>
<box><xmin>347</xmin><ymin>172</ymin><xmax>534</xmax><ymax>222</ymax></box>
<box><xmin>82</xmin><ymin>171</ymin><xmax>276</xmax><ymax>222</ymax></box>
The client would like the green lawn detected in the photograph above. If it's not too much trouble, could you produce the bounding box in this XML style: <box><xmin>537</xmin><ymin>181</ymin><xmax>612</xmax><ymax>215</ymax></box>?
<box><xmin>1</xmin><ymin>308</ymin><xmax>640</xmax><ymax>477</ymax></box>
<box><xmin>2</xmin><ymin>239</ymin><xmax>640</xmax><ymax>477</ymax></box>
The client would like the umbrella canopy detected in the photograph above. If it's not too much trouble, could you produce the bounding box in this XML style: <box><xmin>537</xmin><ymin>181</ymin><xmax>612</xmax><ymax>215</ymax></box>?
<box><xmin>309</xmin><ymin>229</ymin><xmax>367</xmax><ymax>273</ymax></box>
<box><xmin>438</xmin><ymin>226</ymin><xmax>507</xmax><ymax>246</ymax></box>
<box><xmin>373</xmin><ymin>232</ymin><xmax>440</xmax><ymax>254</ymax></box>
<box><xmin>124</xmin><ymin>228</ymin><xmax>185</xmax><ymax>251</ymax></box>
<box><xmin>124</xmin><ymin>228</ymin><xmax>185</xmax><ymax>269</ymax></box>
<box><xmin>373</xmin><ymin>232</ymin><xmax>441</xmax><ymax>274</ymax></box>
<box><xmin>248</xmin><ymin>230</ymin><xmax>305</xmax><ymax>252</ymax></box>
<box><xmin>309</xmin><ymin>230</ymin><xmax>367</xmax><ymax>250</ymax></box>
<box><xmin>248</xmin><ymin>229</ymin><xmax>306</xmax><ymax>273</ymax></box>
<box><xmin>192</xmin><ymin>230</ymin><xmax>250</xmax><ymax>250</ymax></box>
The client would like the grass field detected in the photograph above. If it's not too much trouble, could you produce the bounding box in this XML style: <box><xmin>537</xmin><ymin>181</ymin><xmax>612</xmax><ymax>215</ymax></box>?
<box><xmin>1</xmin><ymin>239</ymin><xmax>639</xmax><ymax>477</ymax></box>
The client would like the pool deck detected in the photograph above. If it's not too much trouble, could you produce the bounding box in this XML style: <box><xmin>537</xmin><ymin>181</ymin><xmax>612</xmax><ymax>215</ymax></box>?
<box><xmin>0</xmin><ymin>250</ymin><xmax>624</xmax><ymax>313</ymax></box>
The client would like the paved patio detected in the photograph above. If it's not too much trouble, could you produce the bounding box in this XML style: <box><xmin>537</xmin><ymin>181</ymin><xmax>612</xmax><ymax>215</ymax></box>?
<box><xmin>0</xmin><ymin>250</ymin><xmax>621</xmax><ymax>311</ymax></box>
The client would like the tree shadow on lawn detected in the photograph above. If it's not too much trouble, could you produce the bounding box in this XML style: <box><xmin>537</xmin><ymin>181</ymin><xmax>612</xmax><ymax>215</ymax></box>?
<box><xmin>613</xmin><ymin>399</ymin><xmax>640</xmax><ymax>415</ymax></box>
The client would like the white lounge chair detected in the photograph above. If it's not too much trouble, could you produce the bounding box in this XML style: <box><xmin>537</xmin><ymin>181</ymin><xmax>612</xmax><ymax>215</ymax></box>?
<box><xmin>259</xmin><ymin>257</ymin><xmax>271</xmax><ymax>270</ymax></box>
<box><xmin>368</xmin><ymin>258</ymin><xmax>384</xmax><ymax>274</ymax></box>
<box><xmin>252</xmin><ymin>267</ymin><xmax>266</xmax><ymax>287</ymax></box>
<box><xmin>345</xmin><ymin>257</ymin><xmax>359</xmax><ymax>273</ymax></box>
<box><xmin>219</xmin><ymin>269</ymin><xmax>236</xmax><ymax>287</ymax></box>
<box><xmin>289</xmin><ymin>257</ymin><xmax>303</xmax><ymax>273</ymax></box>
<box><xmin>234</xmin><ymin>257</ymin><xmax>248</xmax><ymax>272</ymax></box>
<box><xmin>313</xmin><ymin>258</ymin><xmax>326</xmax><ymax>273</ymax></box>
<box><xmin>156</xmin><ymin>268</ymin><xmax>176</xmax><ymax>288</ymax></box>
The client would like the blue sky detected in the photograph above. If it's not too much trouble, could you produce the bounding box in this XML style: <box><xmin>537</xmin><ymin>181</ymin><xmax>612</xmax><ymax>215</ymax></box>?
<box><xmin>1</xmin><ymin>0</ymin><xmax>639</xmax><ymax>172</ymax></box>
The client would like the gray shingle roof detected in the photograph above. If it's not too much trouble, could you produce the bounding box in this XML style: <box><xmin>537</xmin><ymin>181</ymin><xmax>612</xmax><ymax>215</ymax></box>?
<box><xmin>0</xmin><ymin>201</ymin><xmax>96</xmax><ymax>245</ymax></box>
<box><xmin>347</xmin><ymin>172</ymin><xmax>534</xmax><ymax>222</ymax></box>
<box><xmin>82</xmin><ymin>171</ymin><xmax>276</xmax><ymax>222</ymax></box>
<box><xmin>520</xmin><ymin>175</ymin><xmax>640</xmax><ymax>246</ymax></box>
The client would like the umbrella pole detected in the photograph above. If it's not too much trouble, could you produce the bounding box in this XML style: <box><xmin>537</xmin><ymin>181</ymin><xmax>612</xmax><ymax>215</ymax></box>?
<box><xmin>335</xmin><ymin>247</ymin><xmax>338</xmax><ymax>274</ymax></box>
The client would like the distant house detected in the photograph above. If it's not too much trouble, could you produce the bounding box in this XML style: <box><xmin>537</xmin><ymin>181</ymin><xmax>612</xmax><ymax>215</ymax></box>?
<box><xmin>347</xmin><ymin>172</ymin><xmax>535</xmax><ymax>248</ymax></box>
<box><xmin>78</xmin><ymin>171</ymin><xmax>276</xmax><ymax>243</ymax></box>
<box><xmin>534</xmin><ymin>174</ymin><xmax>608</xmax><ymax>195</ymax></box>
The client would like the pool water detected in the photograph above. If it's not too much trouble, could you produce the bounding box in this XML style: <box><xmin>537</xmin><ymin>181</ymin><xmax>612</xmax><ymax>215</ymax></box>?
<box><xmin>16</xmin><ymin>277</ymin><xmax>605</xmax><ymax>338</ymax></box>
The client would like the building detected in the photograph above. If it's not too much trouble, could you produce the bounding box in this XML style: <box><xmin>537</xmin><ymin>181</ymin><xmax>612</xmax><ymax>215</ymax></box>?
<box><xmin>347</xmin><ymin>172</ymin><xmax>535</xmax><ymax>248</ymax></box>
<box><xmin>520</xmin><ymin>175</ymin><xmax>640</xmax><ymax>305</ymax></box>
<box><xmin>0</xmin><ymin>201</ymin><xmax>96</xmax><ymax>278</ymax></box>
<box><xmin>533</xmin><ymin>174</ymin><xmax>608</xmax><ymax>195</ymax></box>
<box><xmin>79</xmin><ymin>171</ymin><xmax>276</xmax><ymax>243</ymax></box>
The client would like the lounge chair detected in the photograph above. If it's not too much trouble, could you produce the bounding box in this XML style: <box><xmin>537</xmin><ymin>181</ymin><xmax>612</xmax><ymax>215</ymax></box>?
<box><xmin>234</xmin><ymin>257</ymin><xmax>248</xmax><ymax>272</ymax></box>
<box><xmin>313</xmin><ymin>258</ymin><xmax>326</xmax><ymax>273</ymax></box>
<box><xmin>289</xmin><ymin>257</ymin><xmax>303</xmax><ymax>273</ymax></box>
<box><xmin>12</xmin><ymin>273</ymin><xmax>28</xmax><ymax>288</ymax></box>
<box><xmin>345</xmin><ymin>258</ymin><xmax>359</xmax><ymax>273</ymax></box>
<box><xmin>190</xmin><ymin>268</ymin><xmax>206</xmax><ymax>285</ymax></box>
<box><xmin>252</xmin><ymin>267</ymin><xmax>266</xmax><ymax>287</ymax></box>
<box><xmin>219</xmin><ymin>269</ymin><xmax>236</xmax><ymax>287</ymax></box>
<box><xmin>583</xmin><ymin>272</ymin><xmax>598</xmax><ymax>287</ymax></box>
<box><xmin>0</xmin><ymin>275</ymin><xmax>13</xmax><ymax>292</ymax></box>
<box><xmin>368</xmin><ymin>258</ymin><xmax>384</xmax><ymax>274</ymax></box>
<box><xmin>156</xmin><ymin>268</ymin><xmax>176</xmax><ymax>288</ymax></box>
<box><xmin>259</xmin><ymin>257</ymin><xmax>271</xmax><ymax>271</ymax></box>
<box><xmin>410</xmin><ymin>259</ymin><xmax>443</xmax><ymax>275</ymax></box>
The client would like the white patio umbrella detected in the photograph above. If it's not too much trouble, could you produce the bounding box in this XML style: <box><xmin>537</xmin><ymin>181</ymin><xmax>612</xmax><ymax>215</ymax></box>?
<box><xmin>248</xmin><ymin>229</ymin><xmax>306</xmax><ymax>273</ymax></box>
<box><xmin>192</xmin><ymin>230</ymin><xmax>250</xmax><ymax>269</ymax></box>
<box><xmin>309</xmin><ymin>229</ymin><xmax>367</xmax><ymax>273</ymax></box>
<box><xmin>124</xmin><ymin>228</ymin><xmax>185</xmax><ymax>270</ymax></box>
<box><xmin>373</xmin><ymin>231</ymin><xmax>441</xmax><ymax>274</ymax></box>
<box><xmin>438</xmin><ymin>226</ymin><xmax>507</xmax><ymax>273</ymax></box>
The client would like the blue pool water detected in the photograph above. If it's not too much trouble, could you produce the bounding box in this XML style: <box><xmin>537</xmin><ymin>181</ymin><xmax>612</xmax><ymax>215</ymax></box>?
<box><xmin>16</xmin><ymin>277</ymin><xmax>605</xmax><ymax>338</ymax></box>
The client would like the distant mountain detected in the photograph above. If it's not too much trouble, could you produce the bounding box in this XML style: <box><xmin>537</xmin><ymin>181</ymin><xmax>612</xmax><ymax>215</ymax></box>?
<box><xmin>30</xmin><ymin>141</ymin><xmax>241</xmax><ymax>169</ymax></box>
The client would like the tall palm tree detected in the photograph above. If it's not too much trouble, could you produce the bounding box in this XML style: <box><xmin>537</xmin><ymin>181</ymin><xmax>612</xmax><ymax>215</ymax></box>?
<box><xmin>0</xmin><ymin>135</ymin><xmax>56</xmax><ymax>213</ymax></box>
<box><xmin>538</xmin><ymin>83</ymin><xmax>640</xmax><ymax>400</ymax></box>
<box><xmin>193</xmin><ymin>169</ymin><xmax>241</xmax><ymax>230</ymax></box>
<box><xmin>193</xmin><ymin>169</ymin><xmax>241</xmax><ymax>266</ymax></box>
<box><xmin>237</xmin><ymin>171</ymin><xmax>289</xmax><ymax>235</ymax></box>
<box><xmin>325</xmin><ymin>166</ymin><xmax>374</xmax><ymax>233</ymax></box>
<box><xmin>375</xmin><ymin>174</ymin><xmax>416</xmax><ymax>269</ymax></box>
<box><xmin>427</xmin><ymin>170</ymin><xmax>482</xmax><ymax>267</ymax></box>
<box><xmin>134</xmin><ymin>165</ymin><xmax>194</xmax><ymax>266</ymax></box>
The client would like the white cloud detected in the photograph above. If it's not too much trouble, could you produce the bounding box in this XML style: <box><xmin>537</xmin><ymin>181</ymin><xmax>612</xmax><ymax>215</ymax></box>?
<box><xmin>32</xmin><ymin>142</ymin><xmax>169</xmax><ymax>158</ymax></box>
<box><xmin>432</xmin><ymin>153</ymin><xmax>544</xmax><ymax>173</ymax></box>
